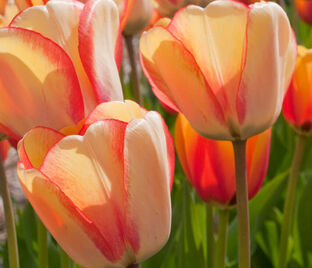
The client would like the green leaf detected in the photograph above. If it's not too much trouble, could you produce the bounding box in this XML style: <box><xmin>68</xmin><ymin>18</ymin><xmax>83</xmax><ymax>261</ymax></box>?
<box><xmin>298</xmin><ymin>176</ymin><xmax>312</xmax><ymax>267</ymax></box>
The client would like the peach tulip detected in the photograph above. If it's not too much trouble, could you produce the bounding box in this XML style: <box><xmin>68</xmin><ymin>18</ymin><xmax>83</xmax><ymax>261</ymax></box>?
<box><xmin>295</xmin><ymin>0</ymin><xmax>312</xmax><ymax>24</ymax></box>
<box><xmin>17</xmin><ymin>100</ymin><xmax>174</xmax><ymax>268</ymax></box>
<box><xmin>140</xmin><ymin>0</ymin><xmax>297</xmax><ymax>141</ymax></box>
<box><xmin>0</xmin><ymin>0</ymin><xmax>19</xmax><ymax>27</ymax></box>
<box><xmin>122</xmin><ymin>0</ymin><xmax>154</xmax><ymax>36</ymax></box>
<box><xmin>0</xmin><ymin>0</ymin><xmax>123</xmax><ymax>143</ymax></box>
<box><xmin>175</xmin><ymin>114</ymin><xmax>271</xmax><ymax>207</ymax></box>
<box><xmin>152</xmin><ymin>0</ymin><xmax>212</xmax><ymax>17</ymax></box>
<box><xmin>283</xmin><ymin>46</ymin><xmax>312</xmax><ymax>134</ymax></box>
<box><xmin>0</xmin><ymin>140</ymin><xmax>10</xmax><ymax>161</ymax></box>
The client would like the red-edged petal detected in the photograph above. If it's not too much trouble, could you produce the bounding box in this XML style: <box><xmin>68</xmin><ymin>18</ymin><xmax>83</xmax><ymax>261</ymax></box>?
<box><xmin>10</xmin><ymin>1</ymin><xmax>99</xmax><ymax>114</ymax></box>
<box><xmin>40</xmin><ymin>120</ymin><xmax>130</xmax><ymax>263</ymax></box>
<box><xmin>140</xmin><ymin>26</ymin><xmax>230</xmax><ymax>140</ymax></box>
<box><xmin>0</xmin><ymin>27</ymin><xmax>84</xmax><ymax>141</ymax></box>
<box><xmin>79</xmin><ymin>0</ymin><xmax>123</xmax><ymax>103</ymax></box>
<box><xmin>17</xmin><ymin>165</ymin><xmax>120</xmax><ymax>268</ymax></box>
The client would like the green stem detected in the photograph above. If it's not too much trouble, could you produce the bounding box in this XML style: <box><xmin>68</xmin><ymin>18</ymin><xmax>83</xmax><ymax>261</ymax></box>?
<box><xmin>215</xmin><ymin>209</ymin><xmax>230</xmax><ymax>268</ymax></box>
<box><xmin>60</xmin><ymin>248</ymin><xmax>70</xmax><ymax>268</ymax></box>
<box><xmin>0</xmin><ymin>156</ymin><xmax>19</xmax><ymax>268</ymax></box>
<box><xmin>206</xmin><ymin>206</ymin><xmax>215</xmax><ymax>268</ymax></box>
<box><xmin>278</xmin><ymin>135</ymin><xmax>307</xmax><ymax>268</ymax></box>
<box><xmin>37</xmin><ymin>218</ymin><xmax>48</xmax><ymax>268</ymax></box>
<box><xmin>232</xmin><ymin>140</ymin><xmax>250</xmax><ymax>268</ymax></box>
<box><xmin>124</xmin><ymin>35</ymin><xmax>143</xmax><ymax>105</ymax></box>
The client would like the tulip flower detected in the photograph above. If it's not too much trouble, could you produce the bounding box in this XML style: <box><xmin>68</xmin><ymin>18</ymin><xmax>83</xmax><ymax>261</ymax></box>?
<box><xmin>120</xmin><ymin>0</ymin><xmax>154</xmax><ymax>36</ymax></box>
<box><xmin>152</xmin><ymin>0</ymin><xmax>212</xmax><ymax>17</ymax></box>
<box><xmin>175</xmin><ymin>114</ymin><xmax>271</xmax><ymax>206</ymax></box>
<box><xmin>283</xmin><ymin>46</ymin><xmax>312</xmax><ymax>134</ymax></box>
<box><xmin>295</xmin><ymin>0</ymin><xmax>312</xmax><ymax>24</ymax></box>
<box><xmin>0</xmin><ymin>140</ymin><xmax>10</xmax><ymax>161</ymax></box>
<box><xmin>140</xmin><ymin>0</ymin><xmax>297</xmax><ymax>141</ymax></box>
<box><xmin>0</xmin><ymin>0</ymin><xmax>123</xmax><ymax>143</ymax></box>
<box><xmin>0</xmin><ymin>0</ymin><xmax>19</xmax><ymax>27</ymax></box>
<box><xmin>17</xmin><ymin>100</ymin><xmax>174</xmax><ymax>268</ymax></box>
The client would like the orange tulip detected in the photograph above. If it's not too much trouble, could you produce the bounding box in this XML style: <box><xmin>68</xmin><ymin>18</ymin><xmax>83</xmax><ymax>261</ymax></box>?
<box><xmin>140</xmin><ymin>1</ymin><xmax>297</xmax><ymax>141</ymax></box>
<box><xmin>152</xmin><ymin>0</ymin><xmax>212</xmax><ymax>17</ymax></box>
<box><xmin>0</xmin><ymin>140</ymin><xmax>10</xmax><ymax>161</ymax></box>
<box><xmin>175</xmin><ymin>114</ymin><xmax>271</xmax><ymax>206</ymax></box>
<box><xmin>283</xmin><ymin>46</ymin><xmax>312</xmax><ymax>134</ymax></box>
<box><xmin>0</xmin><ymin>0</ymin><xmax>123</xmax><ymax>143</ymax></box>
<box><xmin>17</xmin><ymin>100</ymin><xmax>174</xmax><ymax>268</ymax></box>
<box><xmin>295</xmin><ymin>0</ymin><xmax>312</xmax><ymax>24</ymax></box>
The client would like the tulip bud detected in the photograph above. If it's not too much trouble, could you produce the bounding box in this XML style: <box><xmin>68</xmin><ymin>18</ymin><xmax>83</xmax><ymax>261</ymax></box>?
<box><xmin>295</xmin><ymin>0</ymin><xmax>312</xmax><ymax>24</ymax></box>
<box><xmin>121</xmin><ymin>0</ymin><xmax>154</xmax><ymax>36</ymax></box>
<box><xmin>140</xmin><ymin>1</ymin><xmax>296</xmax><ymax>141</ymax></box>
<box><xmin>283</xmin><ymin>46</ymin><xmax>312</xmax><ymax>135</ymax></box>
<box><xmin>17</xmin><ymin>100</ymin><xmax>174</xmax><ymax>268</ymax></box>
<box><xmin>175</xmin><ymin>114</ymin><xmax>271</xmax><ymax>207</ymax></box>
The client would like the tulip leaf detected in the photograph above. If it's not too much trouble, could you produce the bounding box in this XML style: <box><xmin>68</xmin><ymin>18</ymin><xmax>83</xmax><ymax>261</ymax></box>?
<box><xmin>298</xmin><ymin>176</ymin><xmax>312</xmax><ymax>267</ymax></box>
<box><xmin>227</xmin><ymin>170</ymin><xmax>288</xmax><ymax>265</ymax></box>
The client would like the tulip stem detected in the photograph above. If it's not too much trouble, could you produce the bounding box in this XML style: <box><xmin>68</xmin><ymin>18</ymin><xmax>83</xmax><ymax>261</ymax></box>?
<box><xmin>206</xmin><ymin>206</ymin><xmax>215</xmax><ymax>268</ymax></box>
<box><xmin>278</xmin><ymin>134</ymin><xmax>307</xmax><ymax>268</ymax></box>
<box><xmin>60</xmin><ymin>247</ymin><xmax>70</xmax><ymax>268</ymax></box>
<box><xmin>37</xmin><ymin>218</ymin><xmax>48</xmax><ymax>268</ymax></box>
<box><xmin>127</xmin><ymin>264</ymin><xmax>139</xmax><ymax>268</ymax></box>
<box><xmin>232</xmin><ymin>140</ymin><xmax>250</xmax><ymax>268</ymax></box>
<box><xmin>0</xmin><ymin>155</ymin><xmax>19</xmax><ymax>268</ymax></box>
<box><xmin>215</xmin><ymin>208</ymin><xmax>230</xmax><ymax>268</ymax></box>
<box><xmin>124</xmin><ymin>35</ymin><xmax>143</xmax><ymax>105</ymax></box>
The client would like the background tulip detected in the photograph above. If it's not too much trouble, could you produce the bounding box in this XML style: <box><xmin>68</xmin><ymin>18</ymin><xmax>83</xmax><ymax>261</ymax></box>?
<box><xmin>0</xmin><ymin>0</ymin><xmax>123</xmax><ymax>143</ymax></box>
<box><xmin>283</xmin><ymin>46</ymin><xmax>312</xmax><ymax>134</ymax></box>
<box><xmin>140</xmin><ymin>0</ymin><xmax>297</xmax><ymax>141</ymax></box>
<box><xmin>121</xmin><ymin>0</ymin><xmax>154</xmax><ymax>36</ymax></box>
<box><xmin>152</xmin><ymin>0</ymin><xmax>212</xmax><ymax>18</ymax></box>
<box><xmin>175</xmin><ymin>114</ymin><xmax>271</xmax><ymax>207</ymax></box>
<box><xmin>17</xmin><ymin>100</ymin><xmax>174</xmax><ymax>268</ymax></box>
<box><xmin>295</xmin><ymin>0</ymin><xmax>312</xmax><ymax>24</ymax></box>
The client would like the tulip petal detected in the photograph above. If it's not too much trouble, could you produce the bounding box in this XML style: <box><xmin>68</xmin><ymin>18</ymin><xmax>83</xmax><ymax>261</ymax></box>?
<box><xmin>80</xmin><ymin>100</ymin><xmax>145</xmax><ymax>134</ymax></box>
<box><xmin>238</xmin><ymin>2</ymin><xmax>297</xmax><ymax>138</ymax></box>
<box><xmin>175</xmin><ymin>114</ymin><xmax>235</xmax><ymax>203</ymax></box>
<box><xmin>124</xmin><ymin>112</ymin><xmax>172</xmax><ymax>262</ymax></box>
<box><xmin>246</xmin><ymin>129</ymin><xmax>271</xmax><ymax>199</ymax></box>
<box><xmin>17</xmin><ymin>165</ymin><xmax>122</xmax><ymax>268</ymax></box>
<box><xmin>283</xmin><ymin>47</ymin><xmax>312</xmax><ymax>127</ymax></box>
<box><xmin>18</xmin><ymin>127</ymin><xmax>64</xmax><ymax>169</ymax></box>
<box><xmin>79</xmin><ymin>0</ymin><xmax>123</xmax><ymax>103</ymax></box>
<box><xmin>40</xmin><ymin>120</ymin><xmax>131</xmax><ymax>263</ymax></box>
<box><xmin>168</xmin><ymin>2</ymin><xmax>248</xmax><ymax>126</ymax></box>
<box><xmin>15</xmin><ymin>0</ymin><xmax>47</xmax><ymax>10</ymax></box>
<box><xmin>0</xmin><ymin>27</ymin><xmax>84</xmax><ymax>140</ymax></box>
<box><xmin>0</xmin><ymin>0</ymin><xmax>8</xmax><ymax>15</ymax></box>
<box><xmin>10</xmin><ymin>1</ymin><xmax>99</xmax><ymax>114</ymax></box>
<box><xmin>140</xmin><ymin>26</ymin><xmax>230</xmax><ymax>140</ymax></box>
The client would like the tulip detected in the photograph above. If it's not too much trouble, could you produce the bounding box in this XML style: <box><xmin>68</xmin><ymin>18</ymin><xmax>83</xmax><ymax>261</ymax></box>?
<box><xmin>0</xmin><ymin>140</ymin><xmax>10</xmax><ymax>161</ymax></box>
<box><xmin>17</xmin><ymin>100</ymin><xmax>174</xmax><ymax>268</ymax></box>
<box><xmin>0</xmin><ymin>0</ymin><xmax>123</xmax><ymax>143</ymax></box>
<box><xmin>140</xmin><ymin>0</ymin><xmax>297</xmax><ymax>141</ymax></box>
<box><xmin>152</xmin><ymin>0</ymin><xmax>212</xmax><ymax>18</ymax></box>
<box><xmin>283</xmin><ymin>46</ymin><xmax>312</xmax><ymax>134</ymax></box>
<box><xmin>120</xmin><ymin>0</ymin><xmax>154</xmax><ymax>36</ymax></box>
<box><xmin>0</xmin><ymin>0</ymin><xmax>19</xmax><ymax>27</ymax></box>
<box><xmin>295</xmin><ymin>0</ymin><xmax>312</xmax><ymax>24</ymax></box>
<box><xmin>175</xmin><ymin>113</ymin><xmax>271</xmax><ymax>206</ymax></box>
